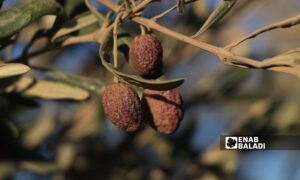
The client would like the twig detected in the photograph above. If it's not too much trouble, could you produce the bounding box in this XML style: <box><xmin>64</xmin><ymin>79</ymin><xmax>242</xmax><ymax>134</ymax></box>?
<box><xmin>226</xmin><ymin>13</ymin><xmax>300</xmax><ymax>50</ymax></box>
<box><xmin>112</xmin><ymin>13</ymin><xmax>124</xmax><ymax>83</ymax></box>
<box><xmin>84</xmin><ymin>0</ymin><xmax>105</xmax><ymax>20</ymax></box>
<box><xmin>124</xmin><ymin>0</ymin><xmax>130</xmax><ymax>11</ymax></box>
<box><xmin>97</xmin><ymin>0</ymin><xmax>256</xmax><ymax>64</ymax></box>
<box><xmin>97</xmin><ymin>0</ymin><xmax>299</xmax><ymax>76</ymax></box>
<box><xmin>130</xmin><ymin>0</ymin><xmax>136</xmax><ymax>7</ymax></box>
<box><xmin>152</xmin><ymin>0</ymin><xmax>199</xmax><ymax>21</ymax></box>
<box><xmin>113</xmin><ymin>13</ymin><xmax>123</xmax><ymax>69</ymax></box>
<box><xmin>140</xmin><ymin>25</ymin><xmax>146</xmax><ymax>35</ymax></box>
<box><xmin>132</xmin><ymin>0</ymin><xmax>154</xmax><ymax>14</ymax></box>
<box><xmin>152</xmin><ymin>5</ymin><xmax>177</xmax><ymax>21</ymax></box>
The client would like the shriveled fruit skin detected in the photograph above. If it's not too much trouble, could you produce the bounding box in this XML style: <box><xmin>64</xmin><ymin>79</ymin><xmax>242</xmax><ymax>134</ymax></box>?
<box><xmin>143</xmin><ymin>89</ymin><xmax>184</xmax><ymax>134</ymax></box>
<box><xmin>130</xmin><ymin>34</ymin><xmax>163</xmax><ymax>77</ymax></box>
<box><xmin>102</xmin><ymin>82</ymin><xmax>143</xmax><ymax>132</ymax></box>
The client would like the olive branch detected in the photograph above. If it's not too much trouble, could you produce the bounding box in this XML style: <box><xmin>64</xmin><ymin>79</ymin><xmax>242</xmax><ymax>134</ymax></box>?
<box><xmin>1</xmin><ymin>0</ymin><xmax>300</xmax><ymax>99</ymax></box>
<box><xmin>95</xmin><ymin>0</ymin><xmax>300</xmax><ymax>79</ymax></box>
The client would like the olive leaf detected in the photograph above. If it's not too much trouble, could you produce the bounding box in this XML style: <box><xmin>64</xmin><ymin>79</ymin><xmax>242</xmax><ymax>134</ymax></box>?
<box><xmin>99</xmin><ymin>35</ymin><xmax>185</xmax><ymax>90</ymax></box>
<box><xmin>0</xmin><ymin>0</ymin><xmax>63</xmax><ymax>39</ymax></box>
<box><xmin>47</xmin><ymin>71</ymin><xmax>105</xmax><ymax>95</ymax></box>
<box><xmin>52</xmin><ymin>11</ymin><xmax>131</xmax><ymax>47</ymax></box>
<box><xmin>5</xmin><ymin>76</ymin><xmax>89</xmax><ymax>100</ymax></box>
<box><xmin>52</xmin><ymin>12</ymin><xmax>99</xmax><ymax>42</ymax></box>
<box><xmin>192</xmin><ymin>0</ymin><xmax>237</xmax><ymax>38</ymax></box>
<box><xmin>65</xmin><ymin>0</ymin><xmax>84</xmax><ymax>18</ymax></box>
<box><xmin>261</xmin><ymin>48</ymin><xmax>300</xmax><ymax>78</ymax></box>
<box><xmin>0</xmin><ymin>63</ymin><xmax>30</xmax><ymax>79</ymax></box>
<box><xmin>262</xmin><ymin>48</ymin><xmax>300</xmax><ymax>68</ymax></box>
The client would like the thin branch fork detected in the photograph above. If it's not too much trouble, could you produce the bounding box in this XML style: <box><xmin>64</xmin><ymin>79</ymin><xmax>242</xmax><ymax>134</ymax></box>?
<box><xmin>152</xmin><ymin>0</ymin><xmax>199</xmax><ymax>21</ymax></box>
<box><xmin>226</xmin><ymin>13</ymin><xmax>300</xmax><ymax>49</ymax></box>
<box><xmin>97</xmin><ymin>0</ymin><xmax>296</xmax><ymax>76</ymax></box>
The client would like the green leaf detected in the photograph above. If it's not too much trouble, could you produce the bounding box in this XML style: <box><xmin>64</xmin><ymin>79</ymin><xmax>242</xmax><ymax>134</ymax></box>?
<box><xmin>117</xmin><ymin>28</ymin><xmax>132</xmax><ymax>47</ymax></box>
<box><xmin>0</xmin><ymin>63</ymin><xmax>30</xmax><ymax>79</ymax></box>
<box><xmin>65</xmin><ymin>0</ymin><xmax>84</xmax><ymax>18</ymax></box>
<box><xmin>0</xmin><ymin>0</ymin><xmax>63</xmax><ymax>39</ymax></box>
<box><xmin>99</xmin><ymin>35</ymin><xmax>185</xmax><ymax>90</ymax></box>
<box><xmin>192</xmin><ymin>0</ymin><xmax>237</xmax><ymax>37</ymax></box>
<box><xmin>78</xmin><ymin>21</ymin><xmax>100</xmax><ymax>36</ymax></box>
<box><xmin>52</xmin><ymin>12</ymin><xmax>98</xmax><ymax>42</ymax></box>
<box><xmin>47</xmin><ymin>71</ymin><xmax>105</xmax><ymax>95</ymax></box>
<box><xmin>5</xmin><ymin>76</ymin><xmax>89</xmax><ymax>100</ymax></box>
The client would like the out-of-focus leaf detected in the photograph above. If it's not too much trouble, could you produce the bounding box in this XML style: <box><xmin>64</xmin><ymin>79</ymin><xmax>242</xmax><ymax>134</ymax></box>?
<box><xmin>52</xmin><ymin>12</ymin><xmax>98</xmax><ymax>42</ymax></box>
<box><xmin>99</xmin><ymin>35</ymin><xmax>185</xmax><ymax>90</ymax></box>
<box><xmin>20</xmin><ymin>144</ymin><xmax>75</xmax><ymax>174</ymax></box>
<box><xmin>177</xmin><ymin>0</ymin><xmax>185</xmax><ymax>14</ymax></box>
<box><xmin>0</xmin><ymin>63</ymin><xmax>30</xmax><ymax>79</ymax></box>
<box><xmin>65</xmin><ymin>0</ymin><xmax>83</xmax><ymax>17</ymax></box>
<box><xmin>53</xmin><ymin>9</ymin><xmax>131</xmax><ymax>46</ymax></box>
<box><xmin>0</xmin><ymin>0</ymin><xmax>63</xmax><ymax>39</ymax></box>
<box><xmin>5</xmin><ymin>76</ymin><xmax>89</xmax><ymax>100</ymax></box>
<box><xmin>0</xmin><ymin>0</ymin><xmax>4</xmax><ymax>9</ymax></box>
<box><xmin>19</xmin><ymin>162</ymin><xmax>57</xmax><ymax>174</ymax></box>
<box><xmin>192</xmin><ymin>0</ymin><xmax>209</xmax><ymax>18</ymax></box>
<box><xmin>65</xmin><ymin>101</ymin><xmax>100</xmax><ymax>140</ymax></box>
<box><xmin>192</xmin><ymin>0</ymin><xmax>237</xmax><ymax>37</ymax></box>
<box><xmin>272</xmin><ymin>99</ymin><xmax>300</xmax><ymax>131</ymax></box>
<box><xmin>24</xmin><ymin>107</ymin><xmax>56</xmax><ymax>148</ymax></box>
<box><xmin>47</xmin><ymin>71</ymin><xmax>105</xmax><ymax>95</ymax></box>
<box><xmin>78</xmin><ymin>21</ymin><xmax>100</xmax><ymax>36</ymax></box>
<box><xmin>0</xmin><ymin>162</ymin><xmax>14</xmax><ymax>179</ymax></box>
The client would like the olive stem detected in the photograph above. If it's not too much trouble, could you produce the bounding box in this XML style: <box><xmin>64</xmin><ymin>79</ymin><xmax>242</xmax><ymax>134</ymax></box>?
<box><xmin>140</xmin><ymin>25</ymin><xmax>146</xmax><ymax>35</ymax></box>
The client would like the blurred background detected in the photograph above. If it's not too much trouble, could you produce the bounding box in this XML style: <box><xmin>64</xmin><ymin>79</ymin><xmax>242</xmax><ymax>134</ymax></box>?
<box><xmin>1</xmin><ymin>0</ymin><xmax>300</xmax><ymax>179</ymax></box>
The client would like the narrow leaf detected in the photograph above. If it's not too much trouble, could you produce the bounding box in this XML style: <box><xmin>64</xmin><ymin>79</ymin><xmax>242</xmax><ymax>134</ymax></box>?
<box><xmin>47</xmin><ymin>71</ymin><xmax>105</xmax><ymax>95</ymax></box>
<box><xmin>261</xmin><ymin>48</ymin><xmax>300</xmax><ymax>78</ymax></box>
<box><xmin>99</xmin><ymin>35</ymin><xmax>185</xmax><ymax>90</ymax></box>
<box><xmin>65</xmin><ymin>0</ymin><xmax>83</xmax><ymax>17</ymax></box>
<box><xmin>192</xmin><ymin>0</ymin><xmax>237</xmax><ymax>38</ymax></box>
<box><xmin>52</xmin><ymin>12</ymin><xmax>98</xmax><ymax>42</ymax></box>
<box><xmin>262</xmin><ymin>48</ymin><xmax>300</xmax><ymax>68</ymax></box>
<box><xmin>0</xmin><ymin>0</ymin><xmax>63</xmax><ymax>39</ymax></box>
<box><xmin>5</xmin><ymin>76</ymin><xmax>89</xmax><ymax>100</ymax></box>
<box><xmin>0</xmin><ymin>63</ymin><xmax>30</xmax><ymax>79</ymax></box>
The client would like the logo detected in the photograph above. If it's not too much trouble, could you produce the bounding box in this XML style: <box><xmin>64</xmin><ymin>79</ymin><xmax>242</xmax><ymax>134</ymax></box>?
<box><xmin>222</xmin><ymin>136</ymin><xmax>266</xmax><ymax>150</ymax></box>
<box><xmin>225</xmin><ymin>137</ymin><xmax>237</xmax><ymax>149</ymax></box>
